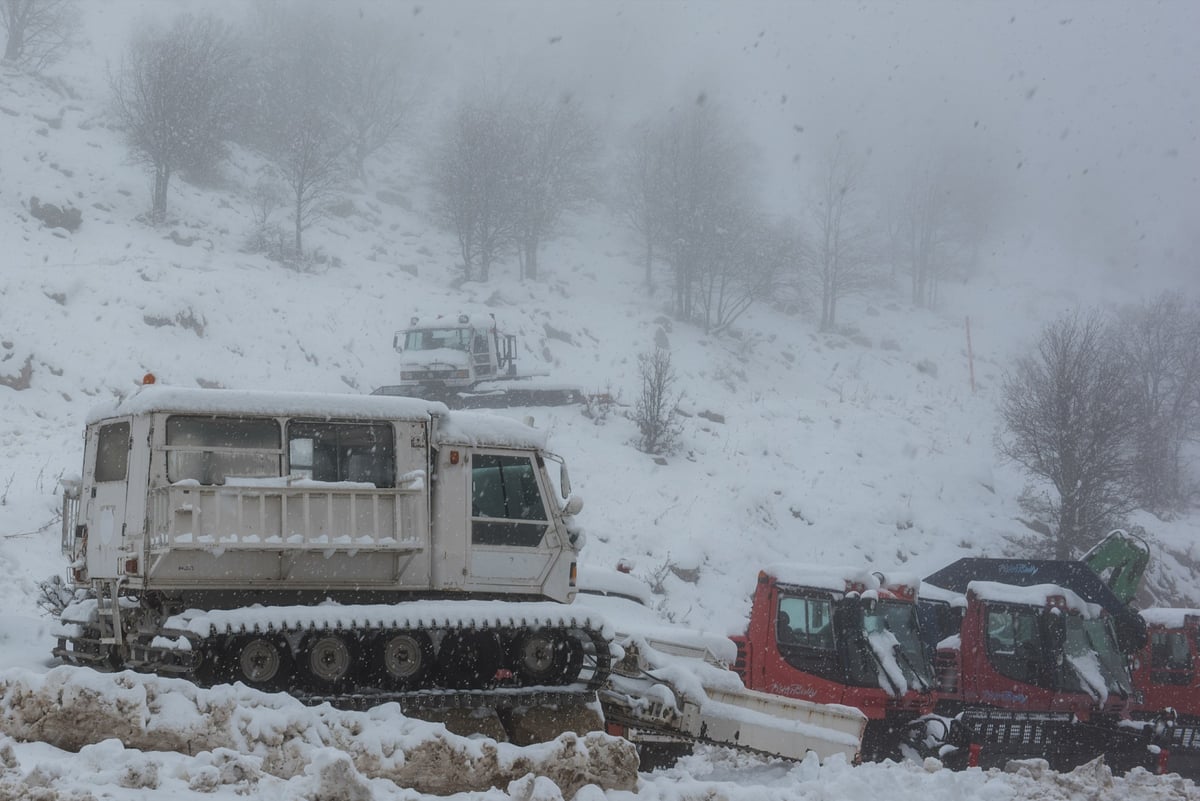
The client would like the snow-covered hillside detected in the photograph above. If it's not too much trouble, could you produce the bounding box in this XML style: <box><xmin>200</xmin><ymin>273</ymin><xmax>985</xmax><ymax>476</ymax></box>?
<box><xmin>1</xmin><ymin>2</ymin><xmax>1198</xmax><ymax>799</ymax></box>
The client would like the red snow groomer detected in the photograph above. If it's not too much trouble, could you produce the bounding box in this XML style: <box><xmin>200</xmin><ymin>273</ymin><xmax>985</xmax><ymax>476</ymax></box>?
<box><xmin>921</xmin><ymin>558</ymin><xmax>1169</xmax><ymax>774</ymax></box>
<box><xmin>731</xmin><ymin>564</ymin><xmax>937</xmax><ymax>762</ymax></box>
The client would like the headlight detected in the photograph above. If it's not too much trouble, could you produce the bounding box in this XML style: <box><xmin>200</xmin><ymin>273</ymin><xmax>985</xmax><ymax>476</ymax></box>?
<box><xmin>454</xmin><ymin>370</ymin><xmax>469</xmax><ymax>379</ymax></box>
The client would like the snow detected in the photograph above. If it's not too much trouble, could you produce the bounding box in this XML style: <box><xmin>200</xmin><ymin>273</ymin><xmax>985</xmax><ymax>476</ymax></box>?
<box><xmin>86</xmin><ymin>384</ymin><xmax>446</xmax><ymax>424</ymax></box>
<box><xmin>967</xmin><ymin>581</ymin><xmax>1101</xmax><ymax>619</ymax></box>
<box><xmin>436</xmin><ymin>409</ymin><xmax>550</xmax><ymax>450</ymax></box>
<box><xmin>764</xmin><ymin>562</ymin><xmax>922</xmax><ymax>597</ymax></box>
<box><xmin>163</xmin><ymin>599</ymin><xmax>612</xmax><ymax>643</ymax></box>
<box><xmin>1141</xmin><ymin>609</ymin><xmax>1200</xmax><ymax>630</ymax></box>
<box><xmin>867</xmin><ymin>628</ymin><xmax>910</xmax><ymax>698</ymax></box>
<box><xmin>0</xmin><ymin>1</ymin><xmax>1198</xmax><ymax>799</ymax></box>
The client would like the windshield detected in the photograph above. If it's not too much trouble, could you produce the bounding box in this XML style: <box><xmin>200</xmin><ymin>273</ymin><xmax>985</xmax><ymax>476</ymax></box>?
<box><xmin>861</xmin><ymin>600</ymin><xmax>935</xmax><ymax>693</ymax></box>
<box><xmin>403</xmin><ymin>328</ymin><xmax>472</xmax><ymax>351</ymax></box>
<box><xmin>1061</xmin><ymin>614</ymin><xmax>1132</xmax><ymax>702</ymax></box>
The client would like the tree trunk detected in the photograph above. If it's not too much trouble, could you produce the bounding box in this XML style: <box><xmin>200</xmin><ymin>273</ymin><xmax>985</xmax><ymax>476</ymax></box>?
<box><xmin>3</xmin><ymin>13</ymin><xmax>24</xmax><ymax>62</ymax></box>
<box><xmin>644</xmin><ymin>239</ymin><xmax>654</xmax><ymax>293</ymax></box>
<box><xmin>152</xmin><ymin>162</ymin><xmax>170</xmax><ymax>224</ymax></box>
<box><xmin>293</xmin><ymin>183</ymin><xmax>304</xmax><ymax>257</ymax></box>
<box><xmin>524</xmin><ymin>236</ymin><xmax>539</xmax><ymax>281</ymax></box>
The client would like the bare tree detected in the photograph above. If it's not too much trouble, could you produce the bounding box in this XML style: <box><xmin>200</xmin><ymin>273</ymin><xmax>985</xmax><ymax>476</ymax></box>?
<box><xmin>111</xmin><ymin>14</ymin><xmax>239</xmax><ymax>223</ymax></box>
<box><xmin>278</xmin><ymin>110</ymin><xmax>344</xmax><ymax>259</ymax></box>
<box><xmin>903</xmin><ymin>168</ymin><xmax>958</xmax><ymax>309</ymax></box>
<box><xmin>635</xmin><ymin>347</ymin><xmax>681</xmax><ymax>456</ymax></box>
<box><xmin>511</xmin><ymin>93</ymin><xmax>597</xmax><ymax>280</ymax></box>
<box><xmin>887</xmin><ymin>155</ymin><xmax>998</xmax><ymax>309</ymax></box>
<box><xmin>651</xmin><ymin>101</ymin><xmax>753</xmax><ymax>324</ymax></box>
<box><xmin>244</xmin><ymin>8</ymin><xmax>346</xmax><ymax>260</ymax></box>
<box><xmin>807</xmin><ymin>136</ymin><xmax>875</xmax><ymax>331</ymax></box>
<box><xmin>1</xmin><ymin>0</ymin><xmax>78</xmax><ymax>70</ymax></box>
<box><xmin>1114</xmin><ymin>294</ymin><xmax>1200</xmax><ymax>512</ymax></box>
<box><xmin>616</xmin><ymin>124</ymin><xmax>670</xmax><ymax>293</ymax></box>
<box><xmin>696</xmin><ymin>206</ymin><xmax>790</xmax><ymax>334</ymax></box>
<box><xmin>338</xmin><ymin>25</ymin><xmax>414</xmax><ymax>181</ymax></box>
<box><xmin>431</xmin><ymin>95</ymin><xmax>523</xmax><ymax>282</ymax></box>
<box><xmin>997</xmin><ymin>310</ymin><xmax>1138</xmax><ymax>558</ymax></box>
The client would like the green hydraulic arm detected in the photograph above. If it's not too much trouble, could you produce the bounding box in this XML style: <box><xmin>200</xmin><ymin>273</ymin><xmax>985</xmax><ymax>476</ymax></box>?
<box><xmin>1080</xmin><ymin>529</ymin><xmax>1150</xmax><ymax>606</ymax></box>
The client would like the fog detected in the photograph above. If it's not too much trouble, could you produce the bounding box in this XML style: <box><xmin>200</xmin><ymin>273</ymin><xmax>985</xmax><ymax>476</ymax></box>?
<box><xmin>397</xmin><ymin>0</ymin><xmax>1198</xmax><ymax>288</ymax></box>
<box><xmin>81</xmin><ymin>0</ymin><xmax>1197</xmax><ymax>290</ymax></box>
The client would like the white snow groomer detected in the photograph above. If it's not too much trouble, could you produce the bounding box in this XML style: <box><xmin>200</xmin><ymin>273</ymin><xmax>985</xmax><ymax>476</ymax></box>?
<box><xmin>373</xmin><ymin>314</ymin><xmax>582</xmax><ymax>408</ymax></box>
<box><xmin>55</xmin><ymin>380</ymin><xmax>607</xmax><ymax>741</ymax></box>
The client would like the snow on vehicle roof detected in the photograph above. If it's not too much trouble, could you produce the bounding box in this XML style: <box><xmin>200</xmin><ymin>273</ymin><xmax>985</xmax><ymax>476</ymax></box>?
<box><xmin>763</xmin><ymin>563</ymin><xmax>920</xmax><ymax>596</ymax></box>
<box><xmin>919</xmin><ymin>582</ymin><xmax>967</xmax><ymax>607</ymax></box>
<box><xmin>1140</xmin><ymin>608</ymin><xmax>1200</xmax><ymax>629</ymax></box>
<box><xmin>86</xmin><ymin>385</ymin><xmax>548</xmax><ymax>450</ymax></box>
<box><xmin>967</xmin><ymin>580</ymin><xmax>1101</xmax><ymax>618</ymax></box>
<box><xmin>435</xmin><ymin>408</ymin><xmax>548</xmax><ymax>450</ymax></box>
<box><xmin>87</xmin><ymin>384</ymin><xmax>446</xmax><ymax>424</ymax></box>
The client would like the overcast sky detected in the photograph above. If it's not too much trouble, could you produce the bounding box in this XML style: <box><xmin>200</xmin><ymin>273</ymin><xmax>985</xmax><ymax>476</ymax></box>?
<box><xmin>441</xmin><ymin>1</ymin><xmax>1196</xmax><ymax>278</ymax></box>
<box><xmin>88</xmin><ymin>0</ymin><xmax>1198</xmax><ymax>288</ymax></box>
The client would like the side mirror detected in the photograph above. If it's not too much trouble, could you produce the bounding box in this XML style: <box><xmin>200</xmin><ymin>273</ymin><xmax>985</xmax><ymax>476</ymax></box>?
<box><xmin>1044</xmin><ymin>610</ymin><xmax>1066</xmax><ymax>650</ymax></box>
<box><xmin>563</xmin><ymin>496</ymin><xmax>583</xmax><ymax>516</ymax></box>
<box><xmin>559</xmin><ymin>462</ymin><xmax>572</xmax><ymax>499</ymax></box>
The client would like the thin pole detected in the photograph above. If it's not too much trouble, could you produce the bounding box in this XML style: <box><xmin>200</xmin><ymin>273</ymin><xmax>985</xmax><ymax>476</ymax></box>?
<box><xmin>965</xmin><ymin>316</ymin><xmax>976</xmax><ymax>393</ymax></box>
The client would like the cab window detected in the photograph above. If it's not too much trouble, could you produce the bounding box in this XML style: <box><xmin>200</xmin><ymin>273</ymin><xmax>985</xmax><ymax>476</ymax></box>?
<box><xmin>1150</xmin><ymin>630</ymin><xmax>1193</xmax><ymax>686</ymax></box>
<box><xmin>405</xmin><ymin>328</ymin><xmax>471</xmax><ymax>351</ymax></box>
<box><xmin>986</xmin><ymin>606</ymin><xmax>1046</xmax><ymax>685</ymax></box>
<box><xmin>471</xmin><ymin>453</ymin><xmax>548</xmax><ymax>547</ymax></box>
<box><xmin>777</xmin><ymin>596</ymin><xmax>835</xmax><ymax>650</ymax></box>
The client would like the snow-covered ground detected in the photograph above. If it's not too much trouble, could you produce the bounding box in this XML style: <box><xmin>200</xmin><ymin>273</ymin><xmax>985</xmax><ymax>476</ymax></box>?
<box><xmin>1</xmin><ymin>1</ymin><xmax>1198</xmax><ymax>799</ymax></box>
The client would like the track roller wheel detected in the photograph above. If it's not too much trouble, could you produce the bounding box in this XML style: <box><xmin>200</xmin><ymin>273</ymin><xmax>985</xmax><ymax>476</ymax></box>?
<box><xmin>229</xmin><ymin>634</ymin><xmax>292</xmax><ymax>692</ymax></box>
<box><xmin>301</xmin><ymin>632</ymin><xmax>357</xmax><ymax>689</ymax></box>
<box><xmin>373</xmin><ymin>630</ymin><xmax>433</xmax><ymax>689</ymax></box>
<box><xmin>435</xmin><ymin>630</ymin><xmax>502</xmax><ymax>689</ymax></box>
<box><xmin>512</xmin><ymin>629</ymin><xmax>584</xmax><ymax>686</ymax></box>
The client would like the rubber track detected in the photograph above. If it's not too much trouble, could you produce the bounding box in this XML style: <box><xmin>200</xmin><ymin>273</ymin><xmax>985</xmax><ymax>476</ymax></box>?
<box><xmin>119</xmin><ymin>603</ymin><xmax>613</xmax><ymax>715</ymax></box>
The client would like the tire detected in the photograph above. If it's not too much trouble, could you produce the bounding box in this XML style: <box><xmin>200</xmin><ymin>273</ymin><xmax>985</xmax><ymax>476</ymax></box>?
<box><xmin>512</xmin><ymin>629</ymin><xmax>584</xmax><ymax>686</ymax></box>
<box><xmin>373</xmin><ymin>631</ymin><xmax>433</xmax><ymax>689</ymax></box>
<box><xmin>229</xmin><ymin>635</ymin><xmax>292</xmax><ymax>692</ymax></box>
<box><xmin>301</xmin><ymin>632</ymin><xmax>357</xmax><ymax>689</ymax></box>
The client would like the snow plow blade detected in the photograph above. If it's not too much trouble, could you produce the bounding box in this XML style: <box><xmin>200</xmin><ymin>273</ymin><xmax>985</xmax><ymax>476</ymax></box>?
<box><xmin>600</xmin><ymin>679</ymin><xmax>865</xmax><ymax>764</ymax></box>
<box><xmin>598</xmin><ymin>636</ymin><xmax>865</xmax><ymax>765</ymax></box>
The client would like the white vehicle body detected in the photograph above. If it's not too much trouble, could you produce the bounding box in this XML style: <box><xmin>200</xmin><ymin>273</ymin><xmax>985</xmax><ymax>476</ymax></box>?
<box><xmin>55</xmin><ymin>383</ymin><xmax>606</xmax><ymax>710</ymax></box>
<box><xmin>376</xmin><ymin>314</ymin><xmax>581</xmax><ymax>407</ymax></box>
<box><xmin>390</xmin><ymin>313</ymin><xmax>518</xmax><ymax>397</ymax></box>
<box><xmin>63</xmin><ymin>385</ymin><xmax>582</xmax><ymax>602</ymax></box>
